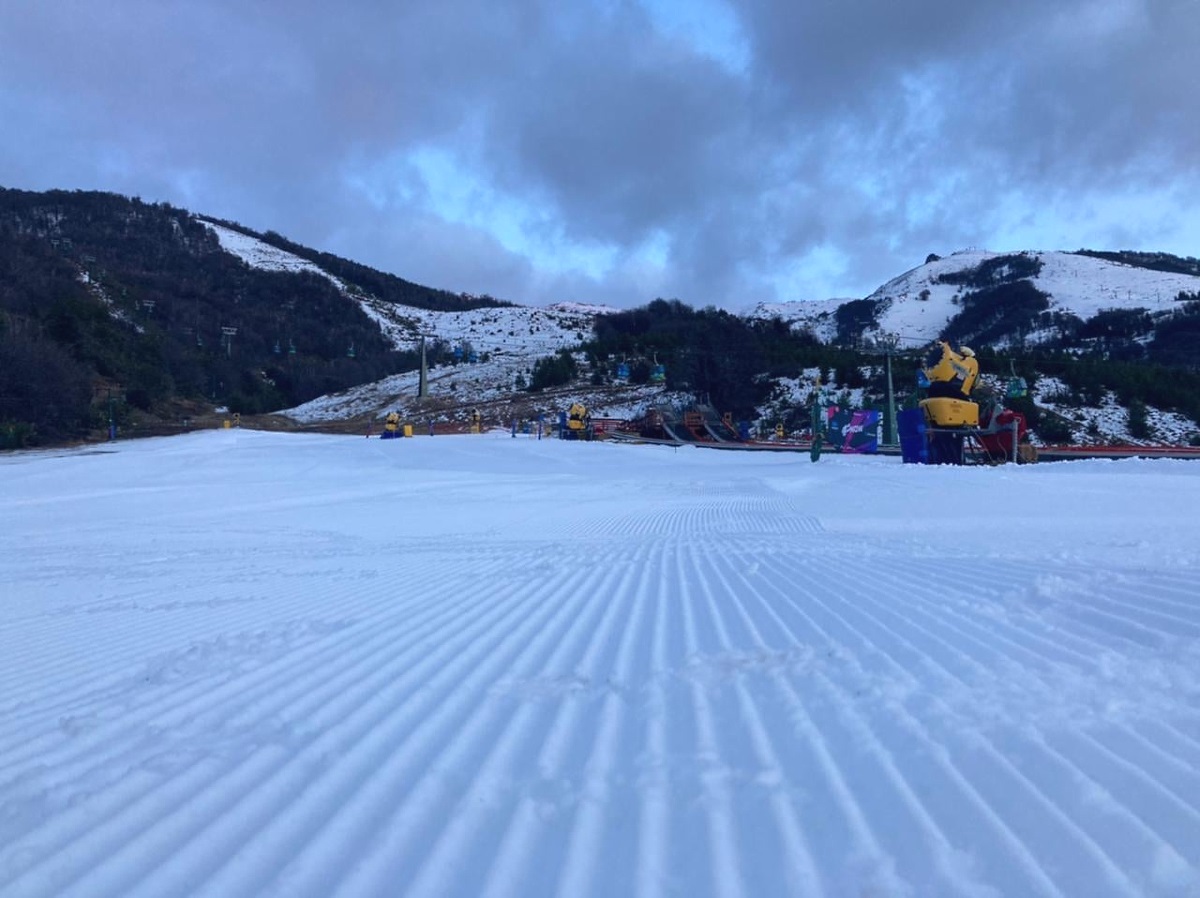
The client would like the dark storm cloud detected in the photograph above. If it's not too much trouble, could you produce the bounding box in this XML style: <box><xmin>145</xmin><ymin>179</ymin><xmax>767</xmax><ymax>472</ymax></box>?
<box><xmin>2</xmin><ymin>0</ymin><xmax>1197</xmax><ymax>308</ymax></box>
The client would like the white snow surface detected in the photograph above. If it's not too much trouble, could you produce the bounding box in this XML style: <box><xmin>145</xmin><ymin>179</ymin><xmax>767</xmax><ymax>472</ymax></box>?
<box><xmin>200</xmin><ymin>220</ymin><xmax>349</xmax><ymax>291</ymax></box>
<box><xmin>3</xmin><ymin>431</ymin><xmax>1200</xmax><ymax>897</ymax></box>
<box><xmin>742</xmin><ymin>298</ymin><xmax>855</xmax><ymax>343</ymax></box>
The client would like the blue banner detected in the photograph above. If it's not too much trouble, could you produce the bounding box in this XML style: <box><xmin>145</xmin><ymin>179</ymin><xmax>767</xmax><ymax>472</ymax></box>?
<box><xmin>824</xmin><ymin>408</ymin><xmax>881</xmax><ymax>453</ymax></box>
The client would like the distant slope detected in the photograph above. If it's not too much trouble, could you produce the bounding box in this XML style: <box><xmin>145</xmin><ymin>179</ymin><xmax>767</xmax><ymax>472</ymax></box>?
<box><xmin>200</xmin><ymin>220</ymin><xmax>353</xmax><ymax>288</ymax></box>
<box><xmin>0</xmin><ymin>188</ymin><xmax>537</xmax><ymax>445</ymax></box>
<box><xmin>197</xmin><ymin>219</ymin><xmax>615</xmax><ymax>422</ymax></box>
<box><xmin>0</xmin><ymin>187</ymin><xmax>625</xmax><ymax>445</ymax></box>
<box><xmin>198</xmin><ymin>219</ymin><xmax>600</xmax><ymax>353</ymax></box>
<box><xmin>200</xmin><ymin>216</ymin><xmax>507</xmax><ymax>313</ymax></box>
<box><xmin>870</xmin><ymin>250</ymin><xmax>1200</xmax><ymax>347</ymax></box>
<box><xmin>742</xmin><ymin>297</ymin><xmax>852</xmax><ymax>343</ymax></box>
<box><xmin>1074</xmin><ymin>249</ymin><xmax>1200</xmax><ymax>276</ymax></box>
<box><xmin>747</xmin><ymin>249</ymin><xmax>1200</xmax><ymax>361</ymax></box>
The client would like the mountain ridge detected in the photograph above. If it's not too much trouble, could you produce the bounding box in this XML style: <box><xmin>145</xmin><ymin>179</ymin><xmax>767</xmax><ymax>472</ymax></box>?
<box><xmin>3</xmin><ymin>187</ymin><xmax>1198</xmax><ymax>448</ymax></box>
<box><xmin>745</xmin><ymin>248</ymin><xmax>1200</xmax><ymax>357</ymax></box>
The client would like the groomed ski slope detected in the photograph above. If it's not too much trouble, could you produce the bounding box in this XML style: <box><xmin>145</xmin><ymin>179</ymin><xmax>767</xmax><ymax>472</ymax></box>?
<box><xmin>2</xmin><ymin>431</ymin><xmax>1199</xmax><ymax>897</ymax></box>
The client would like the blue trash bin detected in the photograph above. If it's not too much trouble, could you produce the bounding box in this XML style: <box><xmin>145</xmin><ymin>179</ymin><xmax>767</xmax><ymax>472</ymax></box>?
<box><xmin>897</xmin><ymin>408</ymin><xmax>928</xmax><ymax>464</ymax></box>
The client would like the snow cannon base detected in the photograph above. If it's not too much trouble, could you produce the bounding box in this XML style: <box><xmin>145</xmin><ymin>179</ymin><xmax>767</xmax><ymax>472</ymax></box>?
<box><xmin>920</xmin><ymin>397</ymin><xmax>980</xmax><ymax>428</ymax></box>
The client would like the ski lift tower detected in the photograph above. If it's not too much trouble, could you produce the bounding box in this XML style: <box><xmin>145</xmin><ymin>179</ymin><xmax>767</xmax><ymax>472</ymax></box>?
<box><xmin>860</xmin><ymin>332</ymin><xmax>901</xmax><ymax>446</ymax></box>
<box><xmin>221</xmin><ymin>326</ymin><xmax>238</xmax><ymax>359</ymax></box>
<box><xmin>418</xmin><ymin>334</ymin><xmax>433</xmax><ymax>399</ymax></box>
<box><xmin>880</xmin><ymin>332</ymin><xmax>899</xmax><ymax>446</ymax></box>
<box><xmin>106</xmin><ymin>387</ymin><xmax>124</xmax><ymax>441</ymax></box>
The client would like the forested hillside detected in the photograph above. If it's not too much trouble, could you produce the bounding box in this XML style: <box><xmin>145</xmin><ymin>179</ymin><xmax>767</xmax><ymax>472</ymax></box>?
<box><xmin>584</xmin><ymin>298</ymin><xmax>887</xmax><ymax>420</ymax></box>
<box><xmin>4</xmin><ymin>188</ymin><xmax>1198</xmax><ymax>450</ymax></box>
<box><xmin>587</xmin><ymin>298</ymin><xmax>1200</xmax><ymax>441</ymax></box>
<box><xmin>0</xmin><ymin>189</ymin><xmax>500</xmax><ymax>447</ymax></box>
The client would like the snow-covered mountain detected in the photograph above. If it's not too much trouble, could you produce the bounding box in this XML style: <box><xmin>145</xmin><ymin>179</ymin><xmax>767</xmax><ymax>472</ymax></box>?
<box><xmin>746</xmin><ymin>249</ymin><xmax>1200</xmax><ymax>349</ymax></box>
<box><xmin>202</xmin><ymin>219</ymin><xmax>604</xmax><ymax>354</ymax></box>
<box><xmin>201</xmin><ymin>220</ymin><xmax>678</xmax><ymax>424</ymax></box>
<box><xmin>742</xmin><ymin>297</ymin><xmax>854</xmax><ymax>342</ymax></box>
<box><xmin>205</xmin><ymin>219</ymin><xmax>1199</xmax><ymax>366</ymax></box>
<box><xmin>871</xmin><ymin>250</ymin><xmax>1199</xmax><ymax>345</ymax></box>
<box><xmin>9</xmin><ymin>190</ymin><xmax>1192</xmax><ymax>450</ymax></box>
<box><xmin>200</xmin><ymin>223</ymin><xmax>1199</xmax><ymax>444</ymax></box>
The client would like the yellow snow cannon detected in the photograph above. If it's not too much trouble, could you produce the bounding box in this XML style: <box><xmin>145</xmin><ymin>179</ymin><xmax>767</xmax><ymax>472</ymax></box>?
<box><xmin>919</xmin><ymin>342</ymin><xmax>980</xmax><ymax>428</ymax></box>
<box><xmin>917</xmin><ymin>342</ymin><xmax>981</xmax><ymax>464</ymax></box>
<box><xmin>920</xmin><ymin>396</ymin><xmax>980</xmax><ymax>428</ymax></box>
<box><xmin>560</xmin><ymin>403</ymin><xmax>593</xmax><ymax>440</ymax></box>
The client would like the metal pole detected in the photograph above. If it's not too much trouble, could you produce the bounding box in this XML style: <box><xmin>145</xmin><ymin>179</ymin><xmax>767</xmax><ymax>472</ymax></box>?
<box><xmin>884</xmin><ymin>346</ymin><xmax>897</xmax><ymax>446</ymax></box>
<box><xmin>810</xmin><ymin>377</ymin><xmax>823</xmax><ymax>463</ymax></box>
<box><xmin>418</xmin><ymin>335</ymin><xmax>429</xmax><ymax>398</ymax></box>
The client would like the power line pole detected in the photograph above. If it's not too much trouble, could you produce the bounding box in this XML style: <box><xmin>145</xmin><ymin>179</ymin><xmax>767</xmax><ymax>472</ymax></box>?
<box><xmin>418</xmin><ymin>334</ymin><xmax>430</xmax><ymax>398</ymax></box>
<box><xmin>107</xmin><ymin>388</ymin><xmax>119</xmax><ymax>441</ymax></box>
<box><xmin>883</xmin><ymin>335</ymin><xmax>898</xmax><ymax>446</ymax></box>
<box><xmin>861</xmin><ymin>332</ymin><xmax>901</xmax><ymax>446</ymax></box>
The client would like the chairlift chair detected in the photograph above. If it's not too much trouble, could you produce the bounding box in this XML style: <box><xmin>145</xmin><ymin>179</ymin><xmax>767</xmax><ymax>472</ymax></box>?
<box><xmin>1005</xmin><ymin>362</ymin><xmax>1028</xmax><ymax>399</ymax></box>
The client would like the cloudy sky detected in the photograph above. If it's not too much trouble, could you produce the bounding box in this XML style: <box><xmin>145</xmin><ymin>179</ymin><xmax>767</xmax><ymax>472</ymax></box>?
<box><xmin>2</xmin><ymin>0</ymin><xmax>1198</xmax><ymax>309</ymax></box>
